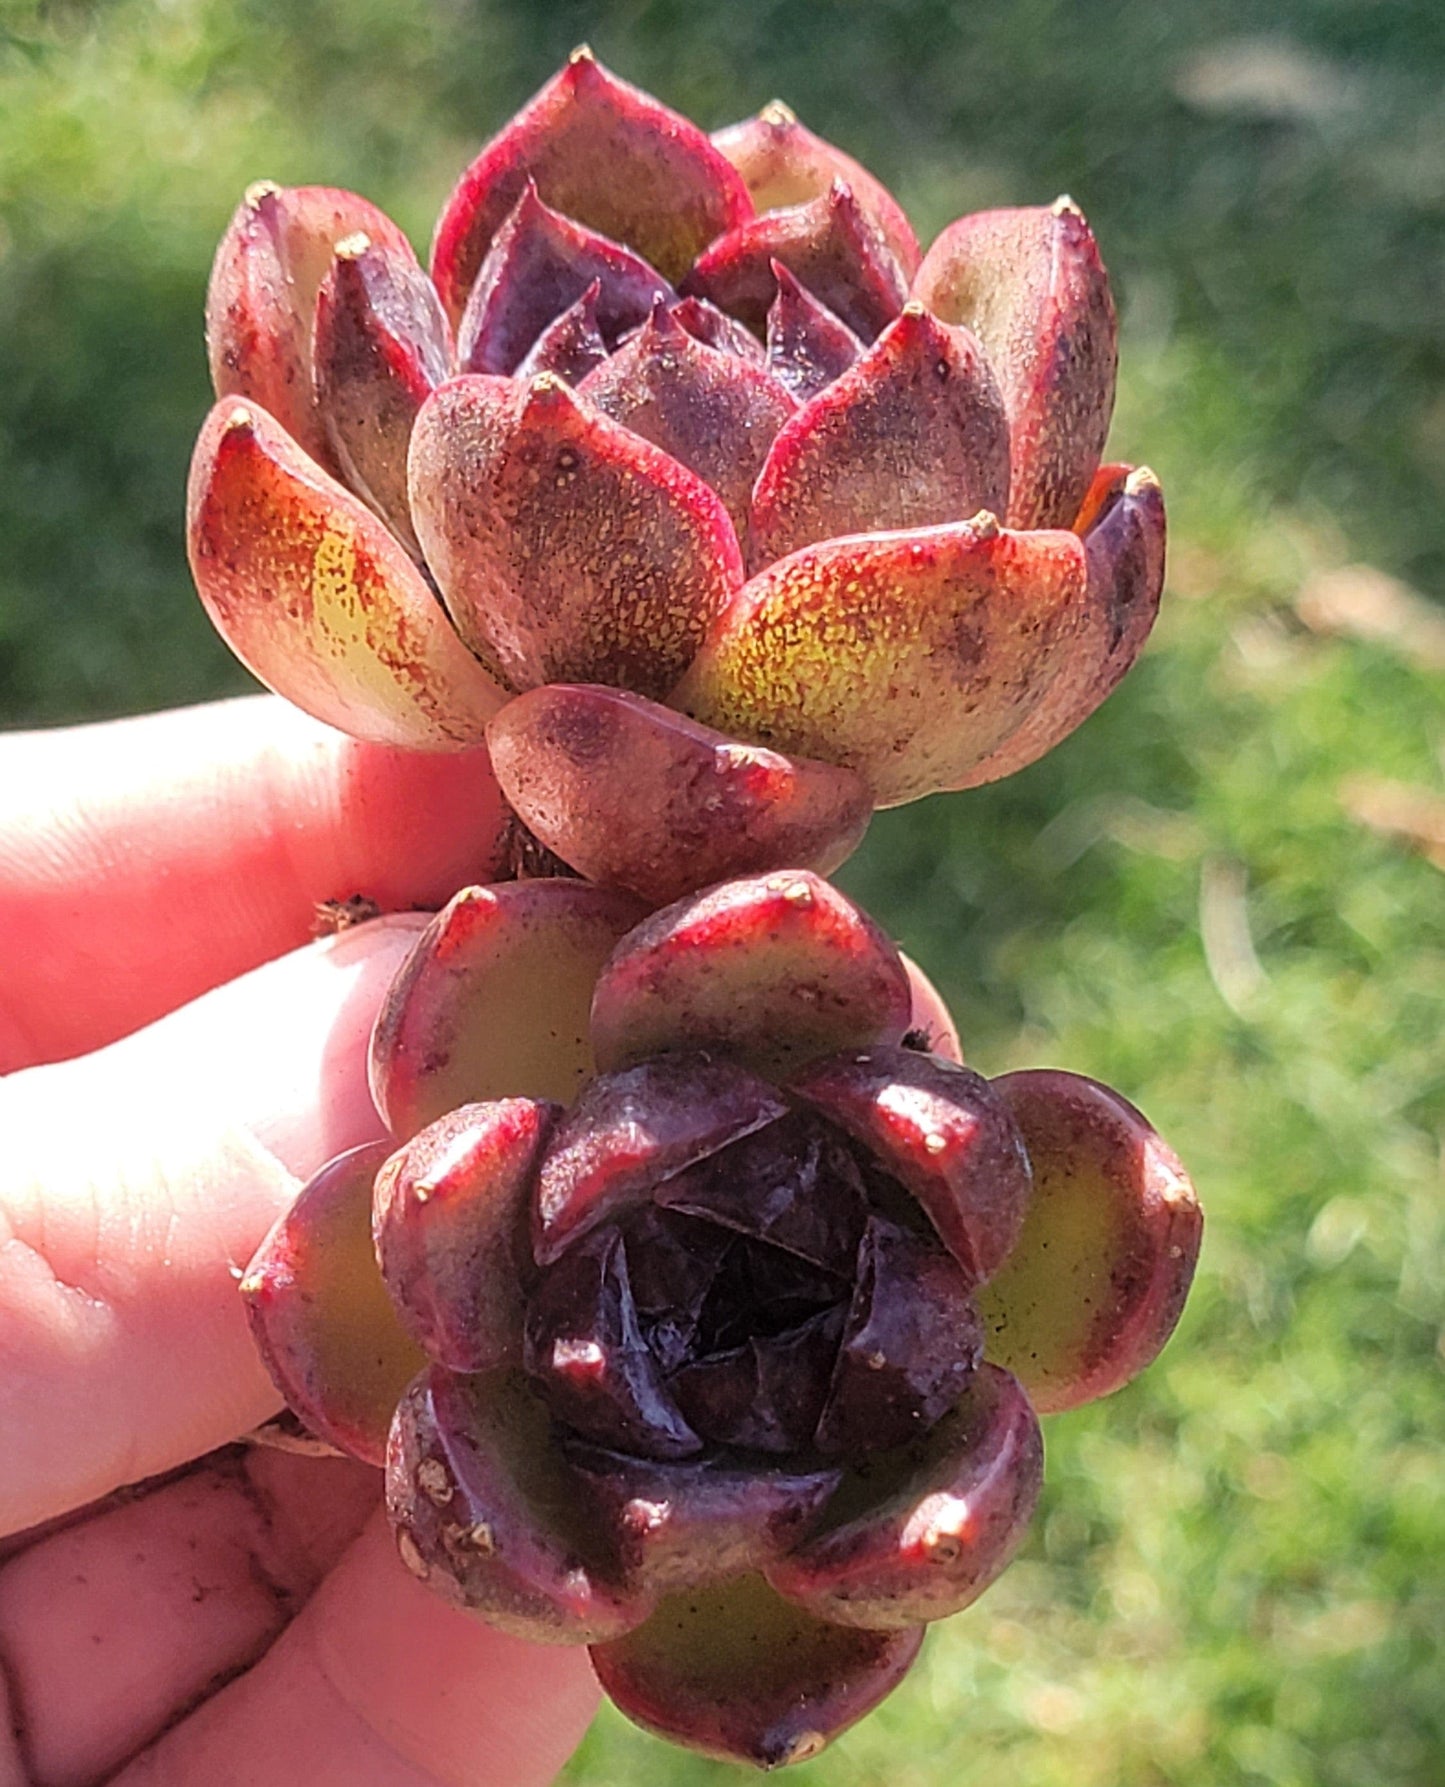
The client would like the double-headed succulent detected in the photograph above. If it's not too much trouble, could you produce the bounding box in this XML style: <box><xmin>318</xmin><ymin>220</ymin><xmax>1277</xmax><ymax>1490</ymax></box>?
<box><xmin>189</xmin><ymin>48</ymin><xmax>1165</xmax><ymax>903</ymax></box>
<box><xmin>242</xmin><ymin>872</ymin><xmax>1200</xmax><ymax>1767</ymax></box>
<box><xmin>199</xmin><ymin>54</ymin><xmax>1200</xmax><ymax>1771</ymax></box>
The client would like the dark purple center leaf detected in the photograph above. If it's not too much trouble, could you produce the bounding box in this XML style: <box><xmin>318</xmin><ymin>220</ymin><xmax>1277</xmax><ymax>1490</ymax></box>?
<box><xmin>814</xmin><ymin>1216</ymin><xmax>983</xmax><ymax>1455</ymax></box>
<box><xmin>654</xmin><ymin>1110</ymin><xmax>868</xmax><ymax>1273</ymax></box>
<box><xmin>669</xmin><ymin>1306</ymin><xmax>846</xmax><ymax>1454</ymax></box>
<box><xmin>523</xmin><ymin>1226</ymin><xmax>703</xmax><ymax>1459</ymax></box>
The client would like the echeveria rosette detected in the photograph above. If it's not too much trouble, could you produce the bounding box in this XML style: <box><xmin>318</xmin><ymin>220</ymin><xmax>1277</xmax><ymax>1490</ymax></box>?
<box><xmin>189</xmin><ymin>50</ymin><xmax>1166</xmax><ymax>906</ymax></box>
<box><xmin>240</xmin><ymin>870</ymin><xmax>1202</xmax><ymax>1768</ymax></box>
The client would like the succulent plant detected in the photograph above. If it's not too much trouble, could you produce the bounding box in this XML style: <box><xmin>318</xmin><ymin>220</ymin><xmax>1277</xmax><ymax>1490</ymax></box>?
<box><xmin>189</xmin><ymin>50</ymin><xmax>1166</xmax><ymax>905</ymax></box>
<box><xmin>241</xmin><ymin>870</ymin><xmax>1201</xmax><ymax>1767</ymax></box>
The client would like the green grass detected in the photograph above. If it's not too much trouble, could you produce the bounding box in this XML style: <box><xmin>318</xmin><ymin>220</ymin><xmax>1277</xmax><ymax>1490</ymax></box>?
<box><xmin>2</xmin><ymin>2</ymin><xmax>1441</xmax><ymax>1781</ymax></box>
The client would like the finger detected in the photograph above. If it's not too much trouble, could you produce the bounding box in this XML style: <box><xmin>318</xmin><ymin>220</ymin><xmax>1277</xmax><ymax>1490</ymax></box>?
<box><xmin>0</xmin><ymin>1448</ymin><xmax>379</xmax><ymax>1787</ymax></box>
<box><xmin>114</xmin><ymin>1513</ymin><xmax>600</xmax><ymax>1787</ymax></box>
<box><xmin>0</xmin><ymin>916</ymin><xmax>426</xmax><ymax>1534</ymax></box>
<box><xmin>0</xmin><ymin>697</ymin><xmax>507</xmax><ymax>1072</ymax></box>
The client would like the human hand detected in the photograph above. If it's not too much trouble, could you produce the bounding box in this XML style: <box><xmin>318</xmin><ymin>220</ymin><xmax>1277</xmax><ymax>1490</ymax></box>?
<box><xmin>0</xmin><ymin>697</ymin><xmax>599</xmax><ymax>1785</ymax></box>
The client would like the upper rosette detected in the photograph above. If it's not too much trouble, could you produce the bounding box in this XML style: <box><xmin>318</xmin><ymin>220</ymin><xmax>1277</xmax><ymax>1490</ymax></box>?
<box><xmin>191</xmin><ymin>51</ymin><xmax>1165</xmax><ymax>893</ymax></box>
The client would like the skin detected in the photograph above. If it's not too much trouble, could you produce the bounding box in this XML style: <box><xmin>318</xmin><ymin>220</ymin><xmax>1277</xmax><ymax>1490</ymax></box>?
<box><xmin>0</xmin><ymin>697</ymin><xmax>598</xmax><ymax>1786</ymax></box>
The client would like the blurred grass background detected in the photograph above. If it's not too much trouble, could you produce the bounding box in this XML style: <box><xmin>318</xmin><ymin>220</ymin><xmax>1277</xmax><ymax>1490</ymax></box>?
<box><xmin>1</xmin><ymin>1</ymin><xmax>1442</xmax><ymax>1781</ymax></box>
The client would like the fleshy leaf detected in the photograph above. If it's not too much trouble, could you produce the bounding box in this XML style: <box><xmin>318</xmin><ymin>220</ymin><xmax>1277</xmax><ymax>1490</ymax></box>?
<box><xmin>713</xmin><ymin>101</ymin><xmax>921</xmax><ymax>276</ymax></box>
<box><xmin>563</xmin><ymin>1443</ymin><xmax>841</xmax><ymax>1595</ymax></box>
<box><xmin>486</xmin><ymin>684</ymin><xmax>871</xmax><ymax>906</ymax></box>
<box><xmin>578</xmin><ymin>300</ymin><xmax>796</xmax><ymax>547</ymax></box>
<box><xmin>978</xmin><ymin>1070</ymin><xmax>1202</xmax><ymax>1412</ymax></box>
<box><xmin>676</xmin><ymin>514</ymin><xmax>1088</xmax><ymax>807</ymax></box>
<box><xmin>524</xmin><ymin>1228</ymin><xmax>703</xmax><ymax>1459</ymax></box>
<box><xmin>532</xmin><ymin>1054</ymin><xmax>789</xmax><ymax>1265</ymax></box>
<box><xmin>431</xmin><ymin>48</ymin><xmax>753</xmax><ymax>321</ymax></box>
<box><xmin>408</xmin><ymin>374</ymin><xmax>744</xmax><ymax>698</ymax></box>
<box><xmin>749</xmin><ymin>302</ymin><xmax>1011</xmax><ymax>569</ymax></box>
<box><xmin>514</xmin><ymin>279</ymin><xmax>610</xmax><ymax>383</ymax></box>
<box><xmin>589</xmin><ymin>869</ymin><xmax>913</xmax><ymax>1078</ymax></box>
<box><xmin>669</xmin><ymin>1307</ymin><xmax>845</xmax><ymax>1454</ymax></box>
<box><xmin>387</xmin><ymin>1365</ymin><xmax>651</xmax><ymax>1642</ymax></box>
<box><xmin>768</xmin><ymin>1363</ymin><xmax>1042</xmax><ymax>1628</ymax></box>
<box><xmin>814</xmin><ymin>1218</ymin><xmax>983</xmax><ymax>1454</ymax></box>
<box><xmin>956</xmin><ymin>465</ymin><xmax>1166</xmax><ymax>787</ymax></box>
<box><xmin>455</xmin><ymin>182</ymin><xmax>673</xmax><ymax>375</ymax></box>
<box><xmin>789</xmin><ymin>1046</ymin><xmax>1032</xmax><ymax>1283</ymax></box>
<box><xmin>765</xmin><ymin>260</ymin><xmax>864</xmax><ymax>402</ymax></box>
<box><xmin>684</xmin><ymin>179</ymin><xmax>909</xmax><ymax>341</ymax></box>
<box><xmin>912</xmin><ymin>198</ymin><xmax>1117</xmax><ymax>529</ymax></box>
<box><xmin>240</xmin><ymin>1143</ymin><xmax>425</xmax><ymax>1466</ymax></box>
<box><xmin>654</xmin><ymin>1110</ymin><xmax>868</xmax><ymax>1273</ymax></box>
<box><xmin>186</xmin><ymin>400</ymin><xmax>506</xmax><ymax>749</ymax></box>
<box><xmin>369</xmin><ymin>879</ymin><xmax>644</xmax><ymax>1140</ymax></box>
<box><xmin>373</xmin><ymin>1099</ymin><xmax>557</xmax><ymax>1371</ymax></box>
<box><xmin>313</xmin><ymin>231</ymin><xmax>452</xmax><ymax>554</ymax></box>
<box><xmin>206</xmin><ymin>182</ymin><xmax>414</xmax><ymax>468</ymax></box>
<box><xmin>591</xmin><ymin>1573</ymin><xmax>923</xmax><ymax>1768</ymax></box>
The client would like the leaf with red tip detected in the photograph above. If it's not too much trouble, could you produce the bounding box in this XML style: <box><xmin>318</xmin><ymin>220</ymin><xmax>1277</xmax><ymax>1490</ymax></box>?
<box><xmin>456</xmin><ymin>182</ymin><xmax>673</xmax><ymax>375</ymax></box>
<box><xmin>532</xmin><ymin>1055</ymin><xmax>789</xmax><ymax>1265</ymax></box>
<box><xmin>563</xmin><ymin>1444</ymin><xmax>841</xmax><ymax>1596</ymax></box>
<box><xmin>913</xmin><ymin>199</ymin><xmax>1118</xmax><ymax>529</ymax></box>
<box><xmin>978</xmin><ymin>1071</ymin><xmax>1202</xmax><ymax>1412</ymax></box>
<box><xmin>206</xmin><ymin>182</ymin><xmax>414</xmax><ymax>469</ymax></box>
<box><xmin>514</xmin><ymin>279</ymin><xmax>609</xmax><ymax>383</ymax></box>
<box><xmin>685</xmin><ymin>179</ymin><xmax>909</xmax><ymax>341</ymax></box>
<box><xmin>408</xmin><ymin>374</ymin><xmax>743</xmax><ymax>697</ymax></box>
<box><xmin>313</xmin><ymin>232</ymin><xmax>452</xmax><ymax>555</ymax></box>
<box><xmin>387</xmin><ymin>1365</ymin><xmax>651</xmax><ymax>1642</ymax></box>
<box><xmin>714</xmin><ymin>101</ymin><xmax>921</xmax><ymax>275</ymax></box>
<box><xmin>814</xmin><ymin>1218</ymin><xmax>983</xmax><ymax>1455</ymax></box>
<box><xmin>369</xmin><ymin>879</ymin><xmax>645</xmax><ymax>1140</ymax></box>
<box><xmin>590</xmin><ymin>870</ymin><xmax>913</xmax><ymax>1078</ymax></box>
<box><xmin>373</xmin><ymin>1099</ymin><xmax>557</xmax><ymax>1372</ymax></box>
<box><xmin>578</xmin><ymin>301</ymin><xmax>795</xmax><ymax>546</ymax></box>
<box><xmin>487</xmin><ymin>684</ymin><xmax>871</xmax><ymax>906</ymax></box>
<box><xmin>240</xmin><ymin>1143</ymin><xmax>426</xmax><ymax>1466</ymax></box>
<box><xmin>789</xmin><ymin>1046</ymin><xmax>1033</xmax><ymax>1283</ymax></box>
<box><xmin>591</xmin><ymin>1573</ymin><xmax>923</xmax><ymax>1768</ymax></box>
<box><xmin>676</xmin><ymin>514</ymin><xmax>1088</xmax><ymax>807</ymax></box>
<box><xmin>430</xmin><ymin>49</ymin><xmax>753</xmax><ymax>322</ymax></box>
<box><xmin>768</xmin><ymin>1364</ymin><xmax>1042</xmax><ymax>1628</ymax></box>
<box><xmin>186</xmin><ymin>400</ymin><xmax>505</xmax><ymax>749</ymax></box>
<box><xmin>750</xmin><ymin>302</ymin><xmax>1010</xmax><ymax>569</ymax></box>
<box><xmin>667</xmin><ymin>295</ymin><xmax>767</xmax><ymax>362</ymax></box>
<box><xmin>765</xmin><ymin>260</ymin><xmax>864</xmax><ymax>402</ymax></box>
<box><xmin>956</xmin><ymin>465</ymin><xmax>1167</xmax><ymax>787</ymax></box>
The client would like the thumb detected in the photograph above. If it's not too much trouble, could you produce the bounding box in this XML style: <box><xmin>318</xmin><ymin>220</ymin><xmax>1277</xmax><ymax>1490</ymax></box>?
<box><xmin>0</xmin><ymin>915</ymin><xmax>428</xmax><ymax>1534</ymax></box>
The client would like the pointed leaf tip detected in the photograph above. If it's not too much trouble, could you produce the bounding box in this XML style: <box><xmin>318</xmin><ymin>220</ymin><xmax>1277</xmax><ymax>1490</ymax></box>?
<box><xmin>913</xmin><ymin>201</ymin><xmax>1117</xmax><ymax>529</ymax></box>
<box><xmin>749</xmin><ymin>302</ymin><xmax>1010</xmax><ymax>568</ymax></box>
<box><xmin>712</xmin><ymin>104</ymin><xmax>921</xmax><ymax>275</ymax></box>
<box><xmin>431</xmin><ymin>54</ymin><xmax>752</xmax><ymax>322</ymax></box>
<box><xmin>409</xmin><ymin>374</ymin><xmax>744</xmax><ymax>698</ymax></box>
<box><xmin>206</xmin><ymin>183</ymin><xmax>415</xmax><ymax>470</ymax></box>
<box><xmin>187</xmin><ymin>399</ymin><xmax>504</xmax><ymax>749</ymax></box>
<box><xmin>685</xmin><ymin>178</ymin><xmax>909</xmax><ymax>343</ymax></box>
